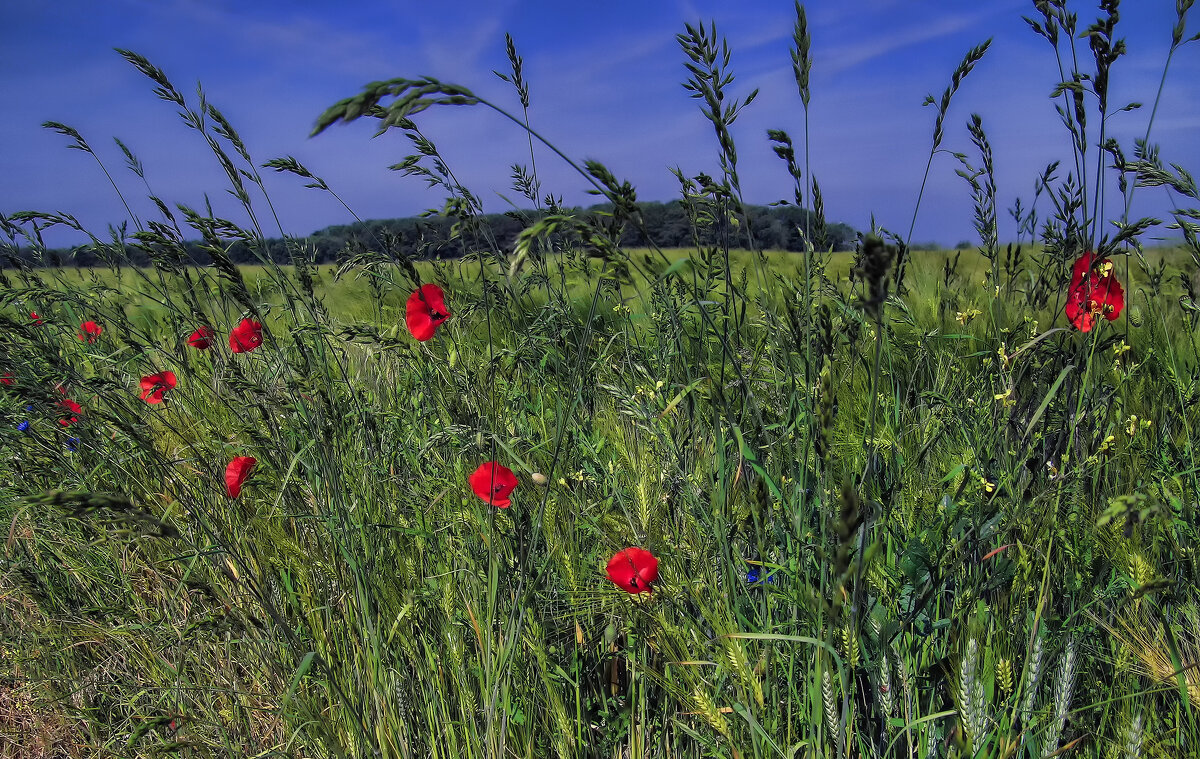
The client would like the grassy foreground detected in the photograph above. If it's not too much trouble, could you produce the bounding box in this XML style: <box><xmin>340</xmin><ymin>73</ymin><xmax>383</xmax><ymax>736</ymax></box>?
<box><xmin>5</xmin><ymin>4</ymin><xmax>1200</xmax><ymax>758</ymax></box>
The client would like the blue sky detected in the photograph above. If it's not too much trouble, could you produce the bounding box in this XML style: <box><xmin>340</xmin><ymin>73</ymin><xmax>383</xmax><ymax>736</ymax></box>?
<box><xmin>2</xmin><ymin>0</ymin><xmax>1198</xmax><ymax>248</ymax></box>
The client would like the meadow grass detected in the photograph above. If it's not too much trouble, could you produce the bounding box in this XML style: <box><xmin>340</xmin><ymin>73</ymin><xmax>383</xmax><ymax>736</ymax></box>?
<box><xmin>4</xmin><ymin>3</ymin><xmax>1200</xmax><ymax>758</ymax></box>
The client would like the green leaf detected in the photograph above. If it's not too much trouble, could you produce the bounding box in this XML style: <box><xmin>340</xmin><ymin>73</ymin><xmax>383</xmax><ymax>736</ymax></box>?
<box><xmin>282</xmin><ymin>651</ymin><xmax>316</xmax><ymax>711</ymax></box>
<box><xmin>1023</xmin><ymin>365</ymin><xmax>1074</xmax><ymax>442</ymax></box>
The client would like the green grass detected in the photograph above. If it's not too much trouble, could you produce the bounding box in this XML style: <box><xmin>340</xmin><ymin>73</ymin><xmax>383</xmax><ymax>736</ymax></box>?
<box><xmin>5</xmin><ymin>5</ymin><xmax>1200</xmax><ymax>758</ymax></box>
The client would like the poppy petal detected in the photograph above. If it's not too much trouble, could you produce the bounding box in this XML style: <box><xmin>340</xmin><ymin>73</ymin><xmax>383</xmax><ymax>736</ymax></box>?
<box><xmin>606</xmin><ymin>547</ymin><xmax>659</xmax><ymax>594</ymax></box>
<box><xmin>57</xmin><ymin>398</ymin><xmax>82</xmax><ymax>426</ymax></box>
<box><xmin>1070</xmin><ymin>251</ymin><xmax>1095</xmax><ymax>288</ymax></box>
<box><xmin>225</xmin><ymin>456</ymin><xmax>257</xmax><ymax>498</ymax></box>
<box><xmin>188</xmin><ymin>326</ymin><xmax>215</xmax><ymax>350</ymax></box>
<box><xmin>1065</xmin><ymin>254</ymin><xmax>1124</xmax><ymax>332</ymax></box>
<box><xmin>78</xmin><ymin>321</ymin><xmax>103</xmax><ymax>343</ymax></box>
<box><xmin>468</xmin><ymin>462</ymin><xmax>518</xmax><ymax>508</ymax></box>
<box><xmin>229</xmin><ymin>319</ymin><xmax>263</xmax><ymax>353</ymax></box>
<box><xmin>1100</xmin><ymin>276</ymin><xmax>1125</xmax><ymax>320</ymax></box>
<box><xmin>405</xmin><ymin>284</ymin><xmax>450</xmax><ymax>342</ymax></box>
<box><xmin>139</xmin><ymin>371</ymin><xmax>177</xmax><ymax>404</ymax></box>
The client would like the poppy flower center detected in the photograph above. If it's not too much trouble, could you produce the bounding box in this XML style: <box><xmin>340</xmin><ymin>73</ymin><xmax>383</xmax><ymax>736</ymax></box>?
<box><xmin>629</xmin><ymin>576</ymin><xmax>638</xmax><ymax>588</ymax></box>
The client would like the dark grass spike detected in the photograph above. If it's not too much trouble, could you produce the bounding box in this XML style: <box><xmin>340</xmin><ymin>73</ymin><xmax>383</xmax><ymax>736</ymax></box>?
<box><xmin>897</xmin><ymin>38</ymin><xmax>991</xmax><ymax>290</ymax></box>
<box><xmin>43</xmin><ymin>122</ymin><xmax>143</xmax><ymax>233</ymax></box>
<box><xmin>767</xmin><ymin>129</ymin><xmax>802</xmax><ymax>211</ymax></box>
<box><xmin>41</xmin><ymin>121</ymin><xmax>92</xmax><ymax>153</ymax></box>
<box><xmin>113</xmin><ymin>137</ymin><xmax>144</xmax><ymax>180</ymax></box>
<box><xmin>263</xmin><ymin>155</ymin><xmax>328</xmax><ymax>192</ymax></box>
<box><xmin>932</xmin><ymin>40</ymin><xmax>992</xmax><ymax>155</ymax></box>
<box><xmin>497</xmin><ymin>33</ymin><xmax>542</xmax><ymax>211</ymax></box>
<box><xmin>310</xmin><ymin>78</ymin><xmax>480</xmax><ymax>138</ymax></box>
<box><xmin>496</xmin><ymin>32</ymin><xmax>530</xmax><ymax>110</ymax></box>
<box><xmin>811</xmin><ymin>177</ymin><xmax>828</xmax><ymax>251</ymax></box>
<box><xmin>854</xmin><ymin>235</ymin><xmax>895</xmax><ymax>322</ymax></box>
<box><xmin>206</xmin><ymin>102</ymin><xmax>253</xmax><ymax>166</ymax></box>
<box><xmin>1175</xmin><ymin>0</ymin><xmax>1199</xmax><ymax>45</ymax></box>
<box><xmin>115</xmin><ymin>48</ymin><xmax>185</xmax><ymax>107</ymax></box>
<box><xmin>955</xmin><ymin>114</ymin><xmax>998</xmax><ymax>266</ymax></box>
<box><xmin>1085</xmin><ymin>0</ymin><xmax>1127</xmax><ymax>246</ymax></box>
<box><xmin>792</xmin><ymin>2</ymin><xmax>812</xmax><ymax>107</ymax></box>
<box><xmin>1024</xmin><ymin>1</ymin><xmax>1062</xmax><ymax>48</ymax></box>
<box><xmin>1085</xmin><ymin>0</ymin><xmax>1125</xmax><ymax>116</ymax></box>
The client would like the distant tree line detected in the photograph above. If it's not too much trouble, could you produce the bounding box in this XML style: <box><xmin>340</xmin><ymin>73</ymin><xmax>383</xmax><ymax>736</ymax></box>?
<box><xmin>2</xmin><ymin>201</ymin><xmax>856</xmax><ymax>268</ymax></box>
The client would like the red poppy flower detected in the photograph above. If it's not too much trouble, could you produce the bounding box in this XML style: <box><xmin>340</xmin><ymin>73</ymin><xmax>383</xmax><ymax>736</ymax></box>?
<box><xmin>1070</xmin><ymin>250</ymin><xmax>1097</xmax><ymax>287</ymax></box>
<box><xmin>187</xmin><ymin>326</ymin><xmax>215</xmax><ymax>350</ymax></box>
<box><xmin>30</xmin><ymin>311</ymin><xmax>42</xmax><ymax>325</ymax></box>
<box><xmin>606</xmin><ymin>547</ymin><xmax>659</xmax><ymax>594</ymax></box>
<box><xmin>405</xmin><ymin>284</ymin><xmax>451</xmax><ymax>341</ymax></box>
<box><xmin>1065</xmin><ymin>252</ymin><xmax>1124</xmax><ymax>332</ymax></box>
<box><xmin>58</xmin><ymin>397</ymin><xmax>82</xmax><ymax>426</ymax></box>
<box><xmin>78</xmin><ymin>320</ymin><xmax>103</xmax><ymax>343</ymax></box>
<box><xmin>139</xmin><ymin>371</ymin><xmax>177</xmax><ymax>404</ymax></box>
<box><xmin>225</xmin><ymin>456</ymin><xmax>257</xmax><ymax>498</ymax></box>
<box><xmin>468</xmin><ymin>462</ymin><xmax>519</xmax><ymax>508</ymax></box>
<box><xmin>229</xmin><ymin>319</ymin><xmax>263</xmax><ymax>353</ymax></box>
<box><xmin>0</xmin><ymin>374</ymin><xmax>12</xmax><ymax>386</ymax></box>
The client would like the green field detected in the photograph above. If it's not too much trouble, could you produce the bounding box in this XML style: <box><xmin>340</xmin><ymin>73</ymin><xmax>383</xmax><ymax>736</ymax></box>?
<box><xmin>5</xmin><ymin>6</ymin><xmax>1200</xmax><ymax>759</ymax></box>
<box><xmin>5</xmin><ymin>237</ymin><xmax>1200</xmax><ymax>757</ymax></box>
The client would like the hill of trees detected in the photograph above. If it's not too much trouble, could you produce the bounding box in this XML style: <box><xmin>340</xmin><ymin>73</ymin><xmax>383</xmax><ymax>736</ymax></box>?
<box><xmin>2</xmin><ymin>200</ymin><xmax>856</xmax><ymax>268</ymax></box>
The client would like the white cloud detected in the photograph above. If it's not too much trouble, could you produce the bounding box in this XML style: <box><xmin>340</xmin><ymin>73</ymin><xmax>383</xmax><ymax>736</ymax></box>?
<box><xmin>134</xmin><ymin>0</ymin><xmax>406</xmax><ymax>78</ymax></box>
<box><xmin>417</xmin><ymin>9</ymin><xmax>512</xmax><ymax>84</ymax></box>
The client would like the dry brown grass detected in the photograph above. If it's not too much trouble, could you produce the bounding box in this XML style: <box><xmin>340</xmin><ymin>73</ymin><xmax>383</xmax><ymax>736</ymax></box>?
<box><xmin>0</xmin><ymin>681</ymin><xmax>81</xmax><ymax>759</ymax></box>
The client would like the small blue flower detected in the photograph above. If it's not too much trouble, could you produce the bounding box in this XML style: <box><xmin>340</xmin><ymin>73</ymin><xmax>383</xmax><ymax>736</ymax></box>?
<box><xmin>65</xmin><ymin>437</ymin><xmax>79</xmax><ymax>452</ymax></box>
<box><xmin>17</xmin><ymin>420</ymin><xmax>31</xmax><ymax>433</ymax></box>
<box><xmin>746</xmin><ymin>568</ymin><xmax>778</xmax><ymax>585</ymax></box>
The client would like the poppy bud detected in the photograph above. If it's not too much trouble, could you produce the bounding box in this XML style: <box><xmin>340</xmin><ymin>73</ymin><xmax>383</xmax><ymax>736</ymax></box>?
<box><xmin>604</xmin><ymin>622</ymin><xmax>618</xmax><ymax>645</ymax></box>
<box><xmin>531</xmin><ymin>472</ymin><xmax>548</xmax><ymax>485</ymax></box>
